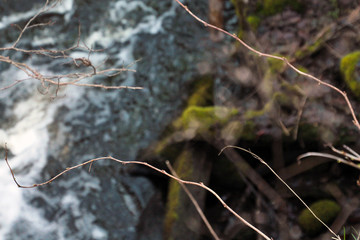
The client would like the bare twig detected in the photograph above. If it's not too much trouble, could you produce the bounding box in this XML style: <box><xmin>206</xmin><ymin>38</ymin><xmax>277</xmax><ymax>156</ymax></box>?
<box><xmin>326</xmin><ymin>144</ymin><xmax>360</xmax><ymax>162</ymax></box>
<box><xmin>11</xmin><ymin>0</ymin><xmax>61</xmax><ymax>48</ymax></box>
<box><xmin>173</xmin><ymin>0</ymin><xmax>360</xmax><ymax>131</ymax></box>
<box><xmin>165</xmin><ymin>161</ymin><xmax>221</xmax><ymax>240</ymax></box>
<box><xmin>4</xmin><ymin>143</ymin><xmax>22</xmax><ymax>188</ymax></box>
<box><xmin>298</xmin><ymin>152</ymin><xmax>360</xmax><ymax>170</ymax></box>
<box><xmin>0</xmin><ymin>1</ymin><xmax>142</xmax><ymax>93</ymax></box>
<box><xmin>4</xmin><ymin>155</ymin><xmax>272</xmax><ymax>240</ymax></box>
<box><xmin>220</xmin><ymin>145</ymin><xmax>341</xmax><ymax>240</ymax></box>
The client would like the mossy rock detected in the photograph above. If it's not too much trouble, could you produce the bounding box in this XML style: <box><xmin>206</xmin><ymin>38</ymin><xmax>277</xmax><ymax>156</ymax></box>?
<box><xmin>221</xmin><ymin>120</ymin><xmax>257</xmax><ymax>142</ymax></box>
<box><xmin>164</xmin><ymin>150</ymin><xmax>193</xmax><ymax>239</ymax></box>
<box><xmin>298</xmin><ymin>199</ymin><xmax>341</xmax><ymax>236</ymax></box>
<box><xmin>187</xmin><ymin>75</ymin><xmax>214</xmax><ymax>107</ymax></box>
<box><xmin>174</xmin><ymin>106</ymin><xmax>239</xmax><ymax>139</ymax></box>
<box><xmin>340</xmin><ymin>51</ymin><xmax>360</xmax><ymax>98</ymax></box>
<box><xmin>151</xmin><ymin>75</ymin><xmax>214</xmax><ymax>157</ymax></box>
<box><xmin>164</xmin><ymin>146</ymin><xmax>212</xmax><ymax>239</ymax></box>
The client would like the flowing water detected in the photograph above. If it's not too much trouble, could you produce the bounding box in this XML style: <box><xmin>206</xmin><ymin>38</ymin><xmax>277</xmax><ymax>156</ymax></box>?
<box><xmin>0</xmin><ymin>0</ymin><xmax>210</xmax><ymax>239</ymax></box>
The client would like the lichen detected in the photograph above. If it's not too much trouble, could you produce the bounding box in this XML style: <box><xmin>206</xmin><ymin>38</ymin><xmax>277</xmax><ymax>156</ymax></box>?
<box><xmin>298</xmin><ymin>200</ymin><xmax>341</xmax><ymax>236</ymax></box>
<box><xmin>340</xmin><ymin>51</ymin><xmax>360</xmax><ymax>98</ymax></box>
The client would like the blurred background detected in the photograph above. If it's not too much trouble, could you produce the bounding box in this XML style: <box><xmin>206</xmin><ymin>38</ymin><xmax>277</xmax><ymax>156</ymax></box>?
<box><xmin>0</xmin><ymin>0</ymin><xmax>360</xmax><ymax>239</ymax></box>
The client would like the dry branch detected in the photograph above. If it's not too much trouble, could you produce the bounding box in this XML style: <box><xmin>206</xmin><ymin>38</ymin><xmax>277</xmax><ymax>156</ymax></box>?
<box><xmin>220</xmin><ymin>146</ymin><xmax>341</xmax><ymax>240</ymax></box>
<box><xmin>165</xmin><ymin>161</ymin><xmax>220</xmax><ymax>240</ymax></box>
<box><xmin>3</xmin><ymin>144</ymin><xmax>272</xmax><ymax>240</ymax></box>
<box><xmin>0</xmin><ymin>0</ymin><xmax>142</xmax><ymax>93</ymax></box>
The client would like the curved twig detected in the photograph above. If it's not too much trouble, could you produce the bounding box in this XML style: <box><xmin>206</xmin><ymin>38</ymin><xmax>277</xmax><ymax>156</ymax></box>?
<box><xmin>4</xmin><ymin>152</ymin><xmax>272</xmax><ymax>240</ymax></box>
<box><xmin>219</xmin><ymin>145</ymin><xmax>341</xmax><ymax>240</ymax></box>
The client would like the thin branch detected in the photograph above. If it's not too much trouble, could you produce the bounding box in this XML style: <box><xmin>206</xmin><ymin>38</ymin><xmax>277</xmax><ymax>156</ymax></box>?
<box><xmin>165</xmin><ymin>161</ymin><xmax>220</xmax><ymax>240</ymax></box>
<box><xmin>326</xmin><ymin>144</ymin><xmax>360</xmax><ymax>162</ymax></box>
<box><xmin>343</xmin><ymin>145</ymin><xmax>360</xmax><ymax>158</ymax></box>
<box><xmin>4</xmin><ymin>143</ymin><xmax>22</xmax><ymax>188</ymax></box>
<box><xmin>4</xmin><ymin>155</ymin><xmax>272</xmax><ymax>240</ymax></box>
<box><xmin>220</xmin><ymin>145</ymin><xmax>341</xmax><ymax>240</ymax></box>
<box><xmin>0</xmin><ymin>1</ymin><xmax>142</xmax><ymax>93</ymax></box>
<box><xmin>173</xmin><ymin>0</ymin><xmax>360</xmax><ymax>131</ymax></box>
<box><xmin>298</xmin><ymin>152</ymin><xmax>360</xmax><ymax>170</ymax></box>
<box><xmin>12</xmin><ymin>0</ymin><xmax>60</xmax><ymax>48</ymax></box>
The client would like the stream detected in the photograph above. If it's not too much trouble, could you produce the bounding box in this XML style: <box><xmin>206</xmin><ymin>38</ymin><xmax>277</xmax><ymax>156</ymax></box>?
<box><xmin>0</xmin><ymin>0</ymin><xmax>211</xmax><ymax>239</ymax></box>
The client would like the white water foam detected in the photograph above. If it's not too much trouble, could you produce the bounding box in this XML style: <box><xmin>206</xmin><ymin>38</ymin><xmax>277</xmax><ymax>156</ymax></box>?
<box><xmin>0</xmin><ymin>1</ymin><xmax>177</xmax><ymax>238</ymax></box>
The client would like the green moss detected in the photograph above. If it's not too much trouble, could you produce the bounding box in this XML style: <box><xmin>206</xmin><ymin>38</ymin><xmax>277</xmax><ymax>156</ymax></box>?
<box><xmin>280</xmin><ymin>80</ymin><xmax>304</xmax><ymax>95</ymax></box>
<box><xmin>164</xmin><ymin>150</ymin><xmax>194</xmax><ymax>238</ymax></box>
<box><xmin>273</xmin><ymin>91</ymin><xmax>290</xmax><ymax>106</ymax></box>
<box><xmin>187</xmin><ymin>75</ymin><xmax>213</xmax><ymax>107</ymax></box>
<box><xmin>296</xmin><ymin>65</ymin><xmax>309</xmax><ymax>74</ymax></box>
<box><xmin>244</xmin><ymin>101</ymin><xmax>273</xmax><ymax>119</ymax></box>
<box><xmin>329</xmin><ymin>0</ymin><xmax>339</xmax><ymax>18</ymax></box>
<box><xmin>174</xmin><ymin>106</ymin><xmax>239</xmax><ymax>138</ymax></box>
<box><xmin>221</xmin><ymin>120</ymin><xmax>257</xmax><ymax>142</ymax></box>
<box><xmin>155</xmin><ymin>141</ymin><xmax>184</xmax><ymax>160</ymax></box>
<box><xmin>242</xmin><ymin>121</ymin><xmax>256</xmax><ymax>140</ymax></box>
<box><xmin>261</xmin><ymin>0</ymin><xmax>304</xmax><ymax>16</ymax></box>
<box><xmin>340</xmin><ymin>51</ymin><xmax>360</xmax><ymax>98</ymax></box>
<box><xmin>246</xmin><ymin>15</ymin><xmax>261</xmax><ymax>31</ymax></box>
<box><xmin>295</xmin><ymin>38</ymin><xmax>324</xmax><ymax>59</ymax></box>
<box><xmin>298</xmin><ymin>200</ymin><xmax>341</xmax><ymax>236</ymax></box>
<box><xmin>262</xmin><ymin>0</ymin><xmax>288</xmax><ymax>16</ymax></box>
<box><xmin>268</xmin><ymin>56</ymin><xmax>285</xmax><ymax>74</ymax></box>
<box><xmin>230</xmin><ymin>0</ymin><xmax>244</xmax><ymax>18</ymax></box>
<box><xmin>164</xmin><ymin>179</ymin><xmax>180</xmax><ymax>238</ymax></box>
<box><xmin>229</xmin><ymin>0</ymin><xmax>247</xmax><ymax>41</ymax></box>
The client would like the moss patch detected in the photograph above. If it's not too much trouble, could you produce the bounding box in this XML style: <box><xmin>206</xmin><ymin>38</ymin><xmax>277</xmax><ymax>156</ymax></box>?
<box><xmin>295</xmin><ymin>38</ymin><xmax>325</xmax><ymax>59</ymax></box>
<box><xmin>187</xmin><ymin>75</ymin><xmax>213</xmax><ymax>107</ymax></box>
<box><xmin>261</xmin><ymin>0</ymin><xmax>304</xmax><ymax>16</ymax></box>
<box><xmin>268</xmin><ymin>56</ymin><xmax>286</xmax><ymax>74</ymax></box>
<box><xmin>244</xmin><ymin>101</ymin><xmax>273</xmax><ymax>119</ymax></box>
<box><xmin>340</xmin><ymin>51</ymin><xmax>360</xmax><ymax>98</ymax></box>
<box><xmin>164</xmin><ymin>150</ymin><xmax>194</xmax><ymax>238</ymax></box>
<box><xmin>174</xmin><ymin>106</ymin><xmax>239</xmax><ymax>139</ymax></box>
<box><xmin>221</xmin><ymin>120</ymin><xmax>257</xmax><ymax>142</ymax></box>
<box><xmin>246</xmin><ymin>15</ymin><xmax>261</xmax><ymax>31</ymax></box>
<box><xmin>298</xmin><ymin>200</ymin><xmax>340</xmax><ymax>236</ymax></box>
